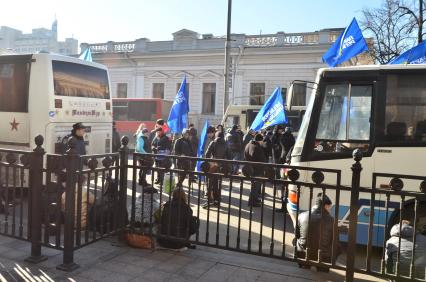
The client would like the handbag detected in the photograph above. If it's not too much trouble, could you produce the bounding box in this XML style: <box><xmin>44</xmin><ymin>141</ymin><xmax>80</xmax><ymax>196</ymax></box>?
<box><xmin>125</xmin><ymin>232</ymin><xmax>154</xmax><ymax>249</ymax></box>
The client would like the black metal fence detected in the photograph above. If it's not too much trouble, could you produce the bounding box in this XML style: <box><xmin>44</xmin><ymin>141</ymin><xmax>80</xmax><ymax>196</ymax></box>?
<box><xmin>0</xmin><ymin>135</ymin><xmax>425</xmax><ymax>282</ymax></box>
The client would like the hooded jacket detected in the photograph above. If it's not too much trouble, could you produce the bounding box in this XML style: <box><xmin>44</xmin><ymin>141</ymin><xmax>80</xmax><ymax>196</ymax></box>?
<box><xmin>386</xmin><ymin>223</ymin><xmax>426</xmax><ymax>278</ymax></box>
<box><xmin>296</xmin><ymin>205</ymin><xmax>337</xmax><ymax>262</ymax></box>
<box><xmin>205</xmin><ymin>135</ymin><xmax>230</xmax><ymax>160</ymax></box>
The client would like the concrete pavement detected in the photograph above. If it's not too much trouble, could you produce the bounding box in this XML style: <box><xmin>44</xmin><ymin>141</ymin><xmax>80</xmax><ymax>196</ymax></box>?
<box><xmin>0</xmin><ymin>235</ymin><xmax>385</xmax><ymax>281</ymax></box>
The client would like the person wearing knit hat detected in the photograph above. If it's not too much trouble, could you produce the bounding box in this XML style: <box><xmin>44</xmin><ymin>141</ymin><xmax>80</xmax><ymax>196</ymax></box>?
<box><xmin>296</xmin><ymin>192</ymin><xmax>340</xmax><ymax>271</ymax></box>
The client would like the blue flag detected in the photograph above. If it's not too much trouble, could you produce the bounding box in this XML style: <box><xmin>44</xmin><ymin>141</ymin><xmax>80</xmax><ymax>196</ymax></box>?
<box><xmin>196</xmin><ymin>120</ymin><xmax>209</xmax><ymax>174</ymax></box>
<box><xmin>389</xmin><ymin>41</ymin><xmax>426</xmax><ymax>64</ymax></box>
<box><xmin>250</xmin><ymin>87</ymin><xmax>287</xmax><ymax>131</ymax></box>
<box><xmin>167</xmin><ymin>76</ymin><xmax>189</xmax><ymax>133</ymax></box>
<box><xmin>322</xmin><ymin>18</ymin><xmax>368</xmax><ymax>67</ymax></box>
<box><xmin>79</xmin><ymin>48</ymin><xmax>92</xmax><ymax>62</ymax></box>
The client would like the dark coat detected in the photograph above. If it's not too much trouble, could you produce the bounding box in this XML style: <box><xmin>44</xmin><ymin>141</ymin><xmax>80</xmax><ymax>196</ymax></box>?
<box><xmin>281</xmin><ymin>131</ymin><xmax>295</xmax><ymax>160</ymax></box>
<box><xmin>174</xmin><ymin>137</ymin><xmax>194</xmax><ymax>170</ymax></box>
<box><xmin>174</xmin><ymin>137</ymin><xmax>193</xmax><ymax>157</ymax></box>
<box><xmin>189</xmin><ymin>136</ymin><xmax>199</xmax><ymax>157</ymax></box>
<box><xmin>158</xmin><ymin>199</ymin><xmax>198</xmax><ymax>249</ymax></box>
<box><xmin>226</xmin><ymin>129</ymin><xmax>243</xmax><ymax>153</ymax></box>
<box><xmin>141</xmin><ymin>135</ymin><xmax>151</xmax><ymax>153</ymax></box>
<box><xmin>72</xmin><ymin>134</ymin><xmax>86</xmax><ymax>156</ymax></box>
<box><xmin>297</xmin><ymin>206</ymin><xmax>338</xmax><ymax>262</ymax></box>
<box><xmin>112</xmin><ymin>129</ymin><xmax>121</xmax><ymax>153</ymax></box>
<box><xmin>205</xmin><ymin>136</ymin><xmax>230</xmax><ymax>160</ymax></box>
<box><xmin>261</xmin><ymin>134</ymin><xmax>272</xmax><ymax>159</ymax></box>
<box><xmin>271</xmin><ymin>133</ymin><xmax>283</xmax><ymax>163</ymax></box>
<box><xmin>151</xmin><ymin>134</ymin><xmax>171</xmax><ymax>153</ymax></box>
<box><xmin>244</xmin><ymin>140</ymin><xmax>266</xmax><ymax>177</ymax></box>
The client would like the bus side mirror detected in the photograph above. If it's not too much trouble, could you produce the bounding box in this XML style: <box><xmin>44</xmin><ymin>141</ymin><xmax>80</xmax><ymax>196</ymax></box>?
<box><xmin>287</xmin><ymin>83</ymin><xmax>294</xmax><ymax>111</ymax></box>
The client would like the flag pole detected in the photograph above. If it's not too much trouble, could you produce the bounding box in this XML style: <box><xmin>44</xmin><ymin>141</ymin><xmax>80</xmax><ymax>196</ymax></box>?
<box><xmin>223</xmin><ymin>0</ymin><xmax>232</xmax><ymax>116</ymax></box>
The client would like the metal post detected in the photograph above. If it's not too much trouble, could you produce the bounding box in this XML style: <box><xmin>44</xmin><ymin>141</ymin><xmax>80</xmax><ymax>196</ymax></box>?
<box><xmin>25</xmin><ymin>135</ymin><xmax>48</xmax><ymax>264</ymax></box>
<box><xmin>57</xmin><ymin>137</ymin><xmax>79</xmax><ymax>271</ymax></box>
<box><xmin>346</xmin><ymin>149</ymin><xmax>363</xmax><ymax>282</ymax></box>
<box><xmin>118</xmin><ymin>136</ymin><xmax>129</xmax><ymax>238</ymax></box>
<box><xmin>223</xmin><ymin>0</ymin><xmax>232</xmax><ymax>115</ymax></box>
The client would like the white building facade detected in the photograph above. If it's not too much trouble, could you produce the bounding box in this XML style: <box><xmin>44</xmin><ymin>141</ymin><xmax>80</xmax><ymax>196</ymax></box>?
<box><xmin>0</xmin><ymin>20</ymin><xmax>78</xmax><ymax>55</ymax></box>
<box><xmin>82</xmin><ymin>28</ymin><xmax>360</xmax><ymax>129</ymax></box>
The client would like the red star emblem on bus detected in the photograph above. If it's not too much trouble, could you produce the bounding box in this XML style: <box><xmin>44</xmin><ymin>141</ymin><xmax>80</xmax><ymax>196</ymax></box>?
<box><xmin>10</xmin><ymin>118</ymin><xmax>19</xmax><ymax>131</ymax></box>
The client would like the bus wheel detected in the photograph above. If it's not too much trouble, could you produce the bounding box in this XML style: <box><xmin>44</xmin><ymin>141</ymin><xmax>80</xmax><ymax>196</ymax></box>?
<box><xmin>390</xmin><ymin>202</ymin><xmax>426</xmax><ymax>235</ymax></box>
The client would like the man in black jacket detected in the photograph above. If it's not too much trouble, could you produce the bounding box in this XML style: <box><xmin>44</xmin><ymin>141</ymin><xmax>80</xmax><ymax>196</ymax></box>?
<box><xmin>174</xmin><ymin>129</ymin><xmax>194</xmax><ymax>187</ymax></box>
<box><xmin>226</xmin><ymin>125</ymin><xmax>243</xmax><ymax>174</ymax></box>
<box><xmin>244</xmin><ymin>134</ymin><xmax>266</xmax><ymax>207</ymax></box>
<box><xmin>71</xmin><ymin>122</ymin><xmax>87</xmax><ymax>156</ymax></box>
<box><xmin>296</xmin><ymin>193</ymin><xmax>341</xmax><ymax>272</ymax></box>
<box><xmin>152</xmin><ymin>127</ymin><xmax>172</xmax><ymax>185</ymax></box>
<box><xmin>204</xmin><ymin>131</ymin><xmax>230</xmax><ymax>208</ymax></box>
<box><xmin>281</xmin><ymin>127</ymin><xmax>295</xmax><ymax>162</ymax></box>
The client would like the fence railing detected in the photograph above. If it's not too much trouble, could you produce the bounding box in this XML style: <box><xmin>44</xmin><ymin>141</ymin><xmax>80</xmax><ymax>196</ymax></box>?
<box><xmin>0</xmin><ymin>135</ymin><xmax>425</xmax><ymax>281</ymax></box>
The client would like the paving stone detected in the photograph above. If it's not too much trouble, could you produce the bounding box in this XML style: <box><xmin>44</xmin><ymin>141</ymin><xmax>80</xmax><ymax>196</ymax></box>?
<box><xmin>130</xmin><ymin>268</ymin><xmax>172</xmax><ymax>282</ymax></box>
<box><xmin>256</xmin><ymin>272</ymin><xmax>288</xmax><ymax>282</ymax></box>
<box><xmin>226</xmin><ymin>267</ymin><xmax>263</xmax><ymax>282</ymax></box>
<box><xmin>96</xmin><ymin>261</ymin><xmax>151</xmax><ymax>275</ymax></box>
<box><xmin>178</xmin><ymin>259</ymin><xmax>216</xmax><ymax>279</ymax></box>
<box><xmin>197</xmin><ymin>263</ymin><xmax>236</xmax><ymax>282</ymax></box>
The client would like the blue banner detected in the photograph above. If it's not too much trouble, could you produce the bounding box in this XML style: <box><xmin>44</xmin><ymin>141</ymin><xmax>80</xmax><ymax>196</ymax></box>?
<box><xmin>196</xmin><ymin>120</ymin><xmax>209</xmax><ymax>174</ymax></box>
<box><xmin>322</xmin><ymin>18</ymin><xmax>368</xmax><ymax>67</ymax></box>
<box><xmin>167</xmin><ymin>76</ymin><xmax>189</xmax><ymax>133</ymax></box>
<box><xmin>79</xmin><ymin>48</ymin><xmax>92</xmax><ymax>62</ymax></box>
<box><xmin>389</xmin><ymin>41</ymin><xmax>426</xmax><ymax>64</ymax></box>
<box><xmin>250</xmin><ymin>87</ymin><xmax>287</xmax><ymax>131</ymax></box>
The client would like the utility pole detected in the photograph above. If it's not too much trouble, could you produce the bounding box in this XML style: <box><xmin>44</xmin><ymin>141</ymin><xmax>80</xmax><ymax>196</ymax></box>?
<box><xmin>223</xmin><ymin>0</ymin><xmax>232</xmax><ymax>116</ymax></box>
<box><xmin>419</xmin><ymin>0</ymin><xmax>423</xmax><ymax>43</ymax></box>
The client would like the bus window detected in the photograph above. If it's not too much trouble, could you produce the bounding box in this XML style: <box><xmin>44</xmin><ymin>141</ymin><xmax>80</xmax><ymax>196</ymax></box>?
<box><xmin>113</xmin><ymin>101</ymin><xmax>128</xmax><ymax>121</ymax></box>
<box><xmin>128</xmin><ymin>101</ymin><xmax>157</xmax><ymax>121</ymax></box>
<box><xmin>381</xmin><ymin>74</ymin><xmax>426</xmax><ymax>144</ymax></box>
<box><xmin>0</xmin><ymin>62</ymin><xmax>29</xmax><ymax>112</ymax></box>
<box><xmin>314</xmin><ymin>84</ymin><xmax>372</xmax><ymax>154</ymax></box>
<box><xmin>52</xmin><ymin>61</ymin><xmax>110</xmax><ymax>99</ymax></box>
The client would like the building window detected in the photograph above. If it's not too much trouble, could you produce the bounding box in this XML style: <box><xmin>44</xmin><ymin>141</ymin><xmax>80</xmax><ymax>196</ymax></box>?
<box><xmin>202</xmin><ymin>83</ymin><xmax>216</xmax><ymax>114</ymax></box>
<box><xmin>250</xmin><ymin>83</ymin><xmax>265</xmax><ymax>105</ymax></box>
<box><xmin>292</xmin><ymin>83</ymin><xmax>307</xmax><ymax>106</ymax></box>
<box><xmin>152</xmin><ymin>83</ymin><xmax>164</xmax><ymax>99</ymax></box>
<box><xmin>116</xmin><ymin>83</ymin><xmax>128</xmax><ymax>98</ymax></box>
<box><xmin>176</xmin><ymin>82</ymin><xmax>190</xmax><ymax>103</ymax></box>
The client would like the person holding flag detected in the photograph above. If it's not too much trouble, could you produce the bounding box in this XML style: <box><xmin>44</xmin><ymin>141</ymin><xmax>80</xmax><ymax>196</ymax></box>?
<box><xmin>167</xmin><ymin>76</ymin><xmax>190</xmax><ymax>134</ymax></box>
<box><xmin>250</xmin><ymin>87</ymin><xmax>288</xmax><ymax>132</ymax></box>
<box><xmin>322</xmin><ymin>17</ymin><xmax>368</xmax><ymax>67</ymax></box>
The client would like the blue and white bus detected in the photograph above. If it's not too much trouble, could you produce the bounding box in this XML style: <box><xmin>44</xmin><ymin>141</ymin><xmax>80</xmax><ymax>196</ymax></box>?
<box><xmin>287</xmin><ymin>64</ymin><xmax>426</xmax><ymax>246</ymax></box>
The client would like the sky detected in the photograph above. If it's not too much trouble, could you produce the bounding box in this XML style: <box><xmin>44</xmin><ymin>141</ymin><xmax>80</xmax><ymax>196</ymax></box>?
<box><xmin>0</xmin><ymin>0</ymin><xmax>382</xmax><ymax>44</ymax></box>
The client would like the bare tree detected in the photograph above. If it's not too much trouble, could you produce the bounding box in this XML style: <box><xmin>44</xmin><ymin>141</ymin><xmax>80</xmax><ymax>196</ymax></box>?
<box><xmin>398</xmin><ymin>0</ymin><xmax>426</xmax><ymax>43</ymax></box>
<box><xmin>360</xmin><ymin>0</ymin><xmax>425</xmax><ymax>64</ymax></box>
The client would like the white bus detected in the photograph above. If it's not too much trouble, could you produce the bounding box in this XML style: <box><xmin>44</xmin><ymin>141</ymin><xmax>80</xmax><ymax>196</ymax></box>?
<box><xmin>287</xmin><ymin>65</ymin><xmax>426</xmax><ymax>245</ymax></box>
<box><xmin>0</xmin><ymin>53</ymin><xmax>112</xmax><ymax>154</ymax></box>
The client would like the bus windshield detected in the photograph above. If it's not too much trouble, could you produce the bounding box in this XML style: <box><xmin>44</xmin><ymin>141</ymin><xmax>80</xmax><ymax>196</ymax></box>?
<box><xmin>52</xmin><ymin>61</ymin><xmax>110</xmax><ymax>99</ymax></box>
<box><xmin>113</xmin><ymin>100</ymin><xmax>158</xmax><ymax>121</ymax></box>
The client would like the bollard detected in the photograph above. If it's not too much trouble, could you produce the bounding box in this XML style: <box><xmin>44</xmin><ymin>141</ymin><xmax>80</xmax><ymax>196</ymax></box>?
<box><xmin>346</xmin><ymin>149</ymin><xmax>363</xmax><ymax>282</ymax></box>
<box><xmin>25</xmin><ymin>135</ymin><xmax>48</xmax><ymax>264</ymax></box>
<box><xmin>57</xmin><ymin>137</ymin><xmax>80</xmax><ymax>271</ymax></box>
<box><xmin>118</xmin><ymin>136</ymin><xmax>129</xmax><ymax>238</ymax></box>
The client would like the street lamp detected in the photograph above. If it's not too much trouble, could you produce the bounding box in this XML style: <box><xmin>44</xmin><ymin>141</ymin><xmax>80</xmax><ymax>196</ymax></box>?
<box><xmin>223</xmin><ymin>0</ymin><xmax>232</xmax><ymax>116</ymax></box>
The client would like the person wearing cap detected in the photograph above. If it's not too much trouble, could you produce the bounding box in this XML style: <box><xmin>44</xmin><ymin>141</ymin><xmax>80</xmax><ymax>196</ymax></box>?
<box><xmin>149</xmin><ymin>119</ymin><xmax>166</xmax><ymax>145</ymax></box>
<box><xmin>296</xmin><ymin>193</ymin><xmax>341</xmax><ymax>271</ymax></box>
<box><xmin>136</xmin><ymin>125</ymin><xmax>152</xmax><ymax>186</ymax></box>
<box><xmin>71</xmin><ymin>122</ymin><xmax>87</xmax><ymax>156</ymax></box>
<box><xmin>244</xmin><ymin>133</ymin><xmax>267</xmax><ymax>207</ymax></box>
<box><xmin>173</xmin><ymin>128</ymin><xmax>194</xmax><ymax>187</ymax></box>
